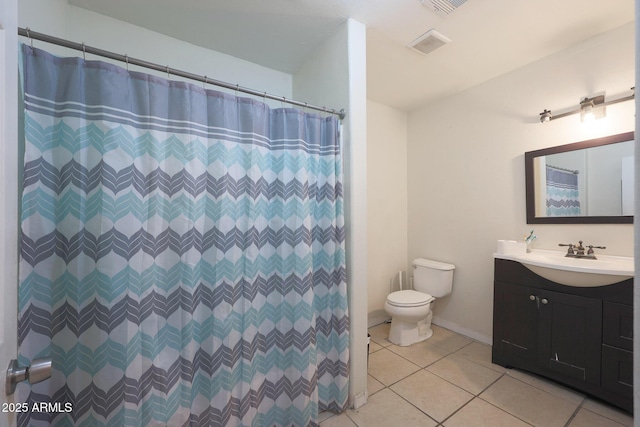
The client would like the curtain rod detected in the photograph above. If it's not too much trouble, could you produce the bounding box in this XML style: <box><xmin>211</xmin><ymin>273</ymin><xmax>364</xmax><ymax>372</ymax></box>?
<box><xmin>547</xmin><ymin>164</ymin><xmax>579</xmax><ymax>174</ymax></box>
<box><xmin>18</xmin><ymin>27</ymin><xmax>346</xmax><ymax>120</ymax></box>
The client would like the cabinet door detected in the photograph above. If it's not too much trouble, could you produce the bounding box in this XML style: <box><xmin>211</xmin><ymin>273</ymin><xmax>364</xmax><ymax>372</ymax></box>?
<box><xmin>493</xmin><ymin>281</ymin><xmax>538</xmax><ymax>368</ymax></box>
<box><xmin>603</xmin><ymin>302</ymin><xmax>633</xmax><ymax>351</ymax></box>
<box><xmin>601</xmin><ymin>345</ymin><xmax>633</xmax><ymax>396</ymax></box>
<box><xmin>537</xmin><ymin>290</ymin><xmax>602</xmax><ymax>385</ymax></box>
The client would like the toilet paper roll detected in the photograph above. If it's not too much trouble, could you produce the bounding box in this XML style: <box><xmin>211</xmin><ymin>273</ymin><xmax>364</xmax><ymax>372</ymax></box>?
<box><xmin>497</xmin><ymin>240</ymin><xmax>514</xmax><ymax>254</ymax></box>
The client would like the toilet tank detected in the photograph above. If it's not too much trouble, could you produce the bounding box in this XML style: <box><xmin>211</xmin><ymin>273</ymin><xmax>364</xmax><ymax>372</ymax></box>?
<box><xmin>412</xmin><ymin>258</ymin><xmax>455</xmax><ymax>298</ymax></box>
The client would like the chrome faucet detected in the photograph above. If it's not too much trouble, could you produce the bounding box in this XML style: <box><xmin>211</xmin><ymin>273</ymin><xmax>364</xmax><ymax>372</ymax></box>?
<box><xmin>558</xmin><ymin>240</ymin><xmax>606</xmax><ymax>259</ymax></box>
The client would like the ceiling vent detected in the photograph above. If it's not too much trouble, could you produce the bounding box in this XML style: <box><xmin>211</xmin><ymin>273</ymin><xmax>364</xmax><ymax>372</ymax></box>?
<box><xmin>407</xmin><ymin>29</ymin><xmax>451</xmax><ymax>55</ymax></box>
<box><xmin>420</xmin><ymin>0</ymin><xmax>469</xmax><ymax>16</ymax></box>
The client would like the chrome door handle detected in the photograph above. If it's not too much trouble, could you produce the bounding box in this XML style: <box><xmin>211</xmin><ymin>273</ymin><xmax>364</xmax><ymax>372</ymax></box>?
<box><xmin>5</xmin><ymin>357</ymin><xmax>51</xmax><ymax>395</ymax></box>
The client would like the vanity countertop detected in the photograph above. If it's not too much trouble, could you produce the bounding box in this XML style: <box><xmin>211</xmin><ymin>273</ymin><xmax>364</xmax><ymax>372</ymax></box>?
<box><xmin>494</xmin><ymin>249</ymin><xmax>633</xmax><ymax>287</ymax></box>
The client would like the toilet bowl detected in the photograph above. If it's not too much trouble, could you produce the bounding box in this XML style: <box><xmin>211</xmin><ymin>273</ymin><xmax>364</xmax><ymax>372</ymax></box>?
<box><xmin>384</xmin><ymin>259</ymin><xmax>455</xmax><ymax>347</ymax></box>
<box><xmin>385</xmin><ymin>290</ymin><xmax>435</xmax><ymax>346</ymax></box>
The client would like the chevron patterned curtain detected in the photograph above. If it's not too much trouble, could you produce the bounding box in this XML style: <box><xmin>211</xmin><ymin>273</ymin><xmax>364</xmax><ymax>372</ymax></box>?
<box><xmin>18</xmin><ymin>45</ymin><xmax>348</xmax><ymax>427</ymax></box>
<box><xmin>545</xmin><ymin>165</ymin><xmax>581</xmax><ymax>216</ymax></box>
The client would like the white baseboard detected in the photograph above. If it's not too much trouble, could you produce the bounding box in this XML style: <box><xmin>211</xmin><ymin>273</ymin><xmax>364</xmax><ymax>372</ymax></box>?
<box><xmin>367</xmin><ymin>310</ymin><xmax>492</xmax><ymax>345</ymax></box>
<box><xmin>432</xmin><ymin>316</ymin><xmax>492</xmax><ymax>345</ymax></box>
<box><xmin>367</xmin><ymin>310</ymin><xmax>391</xmax><ymax>328</ymax></box>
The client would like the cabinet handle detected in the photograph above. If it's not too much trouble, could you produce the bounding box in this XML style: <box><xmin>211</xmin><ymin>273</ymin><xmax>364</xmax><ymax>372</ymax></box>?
<box><xmin>529</xmin><ymin>295</ymin><xmax>536</xmax><ymax>301</ymax></box>
<box><xmin>541</xmin><ymin>298</ymin><xmax>548</xmax><ymax>305</ymax></box>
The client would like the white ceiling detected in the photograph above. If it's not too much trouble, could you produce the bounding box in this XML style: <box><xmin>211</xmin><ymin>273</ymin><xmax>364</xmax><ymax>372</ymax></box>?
<box><xmin>68</xmin><ymin>0</ymin><xmax>634</xmax><ymax>112</ymax></box>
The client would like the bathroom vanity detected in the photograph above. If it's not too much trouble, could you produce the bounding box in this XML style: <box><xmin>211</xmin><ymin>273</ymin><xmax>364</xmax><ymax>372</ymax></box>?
<box><xmin>492</xmin><ymin>254</ymin><xmax>633</xmax><ymax>413</ymax></box>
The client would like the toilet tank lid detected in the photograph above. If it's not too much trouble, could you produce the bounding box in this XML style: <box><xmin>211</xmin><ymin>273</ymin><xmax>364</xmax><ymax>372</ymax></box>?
<box><xmin>413</xmin><ymin>258</ymin><xmax>455</xmax><ymax>270</ymax></box>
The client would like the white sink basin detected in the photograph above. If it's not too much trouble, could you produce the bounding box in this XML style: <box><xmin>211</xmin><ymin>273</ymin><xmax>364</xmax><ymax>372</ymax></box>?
<box><xmin>494</xmin><ymin>249</ymin><xmax>634</xmax><ymax>287</ymax></box>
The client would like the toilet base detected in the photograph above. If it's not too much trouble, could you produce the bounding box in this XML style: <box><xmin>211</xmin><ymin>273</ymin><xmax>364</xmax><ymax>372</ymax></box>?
<box><xmin>388</xmin><ymin>311</ymin><xmax>433</xmax><ymax>346</ymax></box>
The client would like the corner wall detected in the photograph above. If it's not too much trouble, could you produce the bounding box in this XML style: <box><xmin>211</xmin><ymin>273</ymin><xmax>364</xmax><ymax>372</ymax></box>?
<box><xmin>367</xmin><ymin>100</ymin><xmax>408</xmax><ymax>324</ymax></box>
<box><xmin>407</xmin><ymin>22</ymin><xmax>635</xmax><ymax>342</ymax></box>
<box><xmin>293</xmin><ymin>19</ymin><xmax>369</xmax><ymax>409</ymax></box>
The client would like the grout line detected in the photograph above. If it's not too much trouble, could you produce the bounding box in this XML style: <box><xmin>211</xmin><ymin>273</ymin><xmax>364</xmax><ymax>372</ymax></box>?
<box><xmin>505</xmin><ymin>369</ymin><xmax>586</xmax><ymax>406</ymax></box>
<box><xmin>436</xmin><ymin>368</ymin><xmax>511</xmax><ymax>426</ymax></box>
<box><xmin>343</xmin><ymin>407</ymin><xmax>359</xmax><ymax>426</ymax></box>
<box><xmin>385</xmin><ymin>386</ymin><xmax>440</xmax><ymax>425</ymax></box>
<box><xmin>563</xmin><ymin>398</ymin><xmax>586</xmax><ymax>427</ymax></box>
<box><xmin>437</xmin><ymin>396</ymin><xmax>478</xmax><ymax>425</ymax></box>
<box><xmin>365</xmin><ymin>326</ymin><xmax>631</xmax><ymax>427</ymax></box>
<box><xmin>581</xmin><ymin>399</ymin><xmax>634</xmax><ymax>425</ymax></box>
<box><xmin>473</xmin><ymin>373</ymin><xmax>537</xmax><ymax>426</ymax></box>
<box><xmin>367</xmin><ymin>348</ymin><xmax>421</xmax><ymax>387</ymax></box>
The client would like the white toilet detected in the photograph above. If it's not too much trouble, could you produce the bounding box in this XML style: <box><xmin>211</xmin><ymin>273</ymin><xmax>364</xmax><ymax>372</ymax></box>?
<box><xmin>384</xmin><ymin>258</ymin><xmax>455</xmax><ymax>346</ymax></box>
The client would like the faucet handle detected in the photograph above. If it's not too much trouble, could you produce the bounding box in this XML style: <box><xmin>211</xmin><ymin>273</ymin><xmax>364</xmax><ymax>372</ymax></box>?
<box><xmin>558</xmin><ymin>243</ymin><xmax>575</xmax><ymax>254</ymax></box>
<box><xmin>586</xmin><ymin>245</ymin><xmax>606</xmax><ymax>255</ymax></box>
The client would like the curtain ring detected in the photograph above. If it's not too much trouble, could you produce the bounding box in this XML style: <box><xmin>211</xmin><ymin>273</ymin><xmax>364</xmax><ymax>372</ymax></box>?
<box><xmin>235</xmin><ymin>84</ymin><xmax>239</xmax><ymax>97</ymax></box>
<box><xmin>82</xmin><ymin>43</ymin><xmax>86</xmax><ymax>60</ymax></box>
<box><xmin>281</xmin><ymin>96</ymin><xmax>286</xmax><ymax>109</ymax></box>
<box><xmin>26</xmin><ymin>27</ymin><xmax>33</xmax><ymax>48</ymax></box>
<box><xmin>124</xmin><ymin>54</ymin><xmax>129</xmax><ymax>71</ymax></box>
<box><xmin>166</xmin><ymin>65</ymin><xmax>170</xmax><ymax>79</ymax></box>
<box><xmin>203</xmin><ymin>75</ymin><xmax>207</xmax><ymax>89</ymax></box>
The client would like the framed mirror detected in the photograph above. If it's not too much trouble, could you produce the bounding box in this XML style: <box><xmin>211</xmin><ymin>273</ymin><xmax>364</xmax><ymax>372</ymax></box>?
<box><xmin>525</xmin><ymin>131</ymin><xmax>634</xmax><ymax>224</ymax></box>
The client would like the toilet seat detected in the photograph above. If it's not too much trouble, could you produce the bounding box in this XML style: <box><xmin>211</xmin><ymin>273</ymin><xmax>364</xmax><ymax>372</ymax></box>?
<box><xmin>386</xmin><ymin>290</ymin><xmax>434</xmax><ymax>307</ymax></box>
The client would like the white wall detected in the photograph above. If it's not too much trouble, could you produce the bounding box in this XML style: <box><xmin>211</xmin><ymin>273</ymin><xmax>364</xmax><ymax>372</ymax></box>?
<box><xmin>19</xmin><ymin>0</ymin><xmax>292</xmax><ymax>105</ymax></box>
<box><xmin>293</xmin><ymin>19</ymin><xmax>369</xmax><ymax>409</ymax></box>
<box><xmin>586</xmin><ymin>141</ymin><xmax>634</xmax><ymax>216</ymax></box>
<box><xmin>407</xmin><ymin>22</ymin><xmax>635</xmax><ymax>343</ymax></box>
<box><xmin>366</xmin><ymin>100</ymin><xmax>407</xmax><ymax>324</ymax></box>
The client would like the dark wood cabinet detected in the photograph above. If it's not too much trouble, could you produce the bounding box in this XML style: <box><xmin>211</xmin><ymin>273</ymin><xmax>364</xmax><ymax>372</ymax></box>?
<box><xmin>537</xmin><ymin>289</ymin><xmax>602</xmax><ymax>385</ymax></box>
<box><xmin>492</xmin><ymin>281</ymin><xmax>538</xmax><ymax>367</ymax></box>
<box><xmin>493</xmin><ymin>258</ymin><xmax>633</xmax><ymax>413</ymax></box>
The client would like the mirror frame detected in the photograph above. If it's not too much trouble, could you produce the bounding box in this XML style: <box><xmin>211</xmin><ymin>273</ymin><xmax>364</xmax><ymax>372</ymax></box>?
<box><xmin>525</xmin><ymin>131</ymin><xmax>634</xmax><ymax>224</ymax></box>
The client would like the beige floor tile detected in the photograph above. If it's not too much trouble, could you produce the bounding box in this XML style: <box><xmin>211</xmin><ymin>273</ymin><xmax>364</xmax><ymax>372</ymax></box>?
<box><xmin>443</xmin><ymin>398</ymin><xmax>531</xmax><ymax>427</ymax></box>
<box><xmin>320</xmin><ymin>412</ymin><xmax>358</xmax><ymax>427</ymax></box>
<box><xmin>367</xmin><ymin>375</ymin><xmax>385</xmax><ymax>396</ymax></box>
<box><xmin>387</xmin><ymin>340</ymin><xmax>449</xmax><ymax>367</ymax></box>
<box><xmin>581</xmin><ymin>399</ymin><xmax>633</xmax><ymax>426</ymax></box>
<box><xmin>368</xmin><ymin>348</ymin><xmax>420</xmax><ymax>386</ymax></box>
<box><xmin>507</xmin><ymin>369</ymin><xmax>585</xmax><ymax>405</ymax></box>
<box><xmin>319</xmin><ymin>411</ymin><xmax>335</xmax><ymax>423</ymax></box>
<box><xmin>427</xmin><ymin>354</ymin><xmax>503</xmax><ymax>395</ymax></box>
<box><xmin>364</xmin><ymin>325</ymin><xmax>630</xmax><ymax>427</ymax></box>
<box><xmin>568</xmin><ymin>408</ymin><xmax>627</xmax><ymax>427</ymax></box>
<box><xmin>368</xmin><ymin>323</ymin><xmax>392</xmax><ymax>347</ymax></box>
<box><xmin>480</xmin><ymin>375</ymin><xmax>579</xmax><ymax>427</ymax></box>
<box><xmin>346</xmin><ymin>388</ymin><xmax>437</xmax><ymax>427</ymax></box>
<box><xmin>454</xmin><ymin>341</ymin><xmax>508</xmax><ymax>373</ymax></box>
<box><xmin>369</xmin><ymin>340</ymin><xmax>383</xmax><ymax>354</ymax></box>
<box><xmin>391</xmin><ymin>370</ymin><xmax>474</xmax><ymax>422</ymax></box>
<box><xmin>427</xmin><ymin>325</ymin><xmax>473</xmax><ymax>353</ymax></box>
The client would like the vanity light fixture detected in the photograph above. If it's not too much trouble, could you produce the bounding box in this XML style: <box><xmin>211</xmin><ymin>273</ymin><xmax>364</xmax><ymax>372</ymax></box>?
<box><xmin>539</xmin><ymin>109</ymin><xmax>552</xmax><ymax>123</ymax></box>
<box><xmin>538</xmin><ymin>88</ymin><xmax>634</xmax><ymax>123</ymax></box>
<box><xmin>579</xmin><ymin>96</ymin><xmax>604</xmax><ymax>122</ymax></box>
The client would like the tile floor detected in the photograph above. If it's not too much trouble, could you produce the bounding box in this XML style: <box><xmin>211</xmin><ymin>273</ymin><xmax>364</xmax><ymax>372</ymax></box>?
<box><xmin>320</xmin><ymin>323</ymin><xmax>634</xmax><ymax>427</ymax></box>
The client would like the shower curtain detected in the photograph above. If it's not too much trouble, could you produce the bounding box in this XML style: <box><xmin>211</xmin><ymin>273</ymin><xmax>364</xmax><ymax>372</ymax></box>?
<box><xmin>545</xmin><ymin>165</ymin><xmax>581</xmax><ymax>216</ymax></box>
<box><xmin>18</xmin><ymin>45</ymin><xmax>348</xmax><ymax>427</ymax></box>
